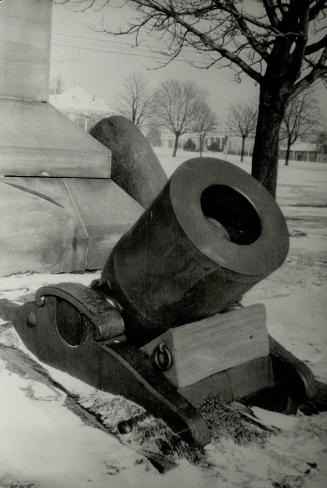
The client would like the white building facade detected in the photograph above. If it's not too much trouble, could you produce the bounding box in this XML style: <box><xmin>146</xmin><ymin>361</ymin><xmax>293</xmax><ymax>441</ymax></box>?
<box><xmin>50</xmin><ymin>86</ymin><xmax>113</xmax><ymax>132</ymax></box>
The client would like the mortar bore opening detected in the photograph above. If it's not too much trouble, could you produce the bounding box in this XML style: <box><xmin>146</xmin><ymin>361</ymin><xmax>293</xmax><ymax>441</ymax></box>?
<box><xmin>201</xmin><ymin>185</ymin><xmax>261</xmax><ymax>245</ymax></box>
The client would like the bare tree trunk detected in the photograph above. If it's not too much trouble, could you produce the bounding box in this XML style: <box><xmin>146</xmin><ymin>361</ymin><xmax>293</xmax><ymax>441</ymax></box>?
<box><xmin>240</xmin><ymin>136</ymin><xmax>246</xmax><ymax>162</ymax></box>
<box><xmin>285</xmin><ymin>138</ymin><xmax>292</xmax><ymax>166</ymax></box>
<box><xmin>199</xmin><ymin>135</ymin><xmax>204</xmax><ymax>157</ymax></box>
<box><xmin>172</xmin><ymin>133</ymin><xmax>180</xmax><ymax>157</ymax></box>
<box><xmin>252</xmin><ymin>88</ymin><xmax>286</xmax><ymax>198</ymax></box>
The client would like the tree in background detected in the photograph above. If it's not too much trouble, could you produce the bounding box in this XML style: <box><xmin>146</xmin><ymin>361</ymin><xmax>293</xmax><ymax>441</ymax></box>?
<box><xmin>183</xmin><ymin>138</ymin><xmax>197</xmax><ymax>152</ymax></box>
<box><xmin>146</xmin><ymin>126</ymin><xmax>161</xmax><ymax>146</ymax></box>
<box><xmin>315</xmin><ymin>130</ymin><xmax>327</xmax><ymax>161</ymax></box>
<box><xmin>115</xmin><ymin>72</ymin><xmax>154</xmax><ymax>128</ymax></box>
<box><xmin>152</xmin><ymin>79</ymin><xmax>203</xmax><ymax>157</ymax></box>
<box><xmin>60</xmin><ymin>0</ymin><xmax>327</xmax><ymax>197</ymax></box>
<box><xmin>193</xmin><ymin>99</ymin><xmax>217</xmax><ymax>157</ymax></box>
<box><xmin>280</xmin><ymin>91</ymin><xmax>321</xmax><ymax>165</ymax></box>
<box><xmin>228</xmin><ymin>102</ymin><xmax>257</xmax><ymax>162</ymax></box>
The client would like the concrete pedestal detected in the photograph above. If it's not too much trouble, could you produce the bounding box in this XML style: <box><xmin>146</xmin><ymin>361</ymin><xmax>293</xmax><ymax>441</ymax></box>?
<box><xmin>0</xmin><ymin>0</ymin><xmax>144</xmax><ymax>276</ymax></box>
<box><xmin>0</xmin><ymin>0</ymin><xmax>52</xmax><ymax>101</ymax></box>
<box><xmin>0</xmin><ymin>177</ymin><xmax>143</xmax><ymax>275</ymax></box>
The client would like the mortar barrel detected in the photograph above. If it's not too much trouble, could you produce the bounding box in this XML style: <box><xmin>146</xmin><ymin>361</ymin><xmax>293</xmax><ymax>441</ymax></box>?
<box><xmin>101</xmin><ymin>158</ymin><xmax>289</xmax><ymax>343</ymax></box>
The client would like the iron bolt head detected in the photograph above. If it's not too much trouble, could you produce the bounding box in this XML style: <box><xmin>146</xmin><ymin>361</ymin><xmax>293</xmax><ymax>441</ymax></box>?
<box><xmin>153</xmin><ymin>343</ymin><xmax>173</xmax><ymax>371</ymax></box>
<box><xmin>118</xmin><ymin>421</ymin><xmax>132</xmax><ymax>435</ymax></box>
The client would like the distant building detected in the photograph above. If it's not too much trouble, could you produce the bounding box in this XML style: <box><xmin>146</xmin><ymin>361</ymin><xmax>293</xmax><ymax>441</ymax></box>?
<box><xmin>158</xmin><ymin>129</ymin><xmax>227</xmax><ymax>152</ymax></box>
<box><xmin>279</xmin><ymin>142</ymin><xmax>318</xmax><ymax>162</ymax></box>
<box><xmin>148</xmin><ymin>125</ymin><xmax>327</xmax><ymax>163</ymax></box>
<box><xmin>50</xmin><ymin>86</ymin><xmax>113</xmax><ymax>132</ymax></box>
<box><xmin>153</xmin><ymin>128</ymin><xmax>254</xmax><ymax>156</ymax></box>
<box><xmin>225</xmin><ymin>135</ymin><xmax>254</xmax><ymax>157</ymax></box>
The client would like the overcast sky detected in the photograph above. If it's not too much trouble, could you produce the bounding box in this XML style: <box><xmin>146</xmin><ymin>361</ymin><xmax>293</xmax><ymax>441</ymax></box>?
<box><xmin>51</xmin><ymin>3</ymin><xmax>326</xmax><ymax>128</ymax></box>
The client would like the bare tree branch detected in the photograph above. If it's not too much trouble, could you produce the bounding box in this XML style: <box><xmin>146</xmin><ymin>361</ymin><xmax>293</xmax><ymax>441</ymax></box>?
<box><xmin>305</xmin><ymin>34</ymin><xmax>327</xmax><ymax>54</ymax></box>
<box><xmin>293</xmin><ymin>47</ymin><xmax>327</xmax><ymax>96</ymax></box>
<box><xmin>263</xmin><ymin>0</ymin><xmax>281</xmax><ymax>28</ymax></box>
<box><xmin>228</xmin><ymin>101</ymin><xmax>258</xmax><ymax>161</ymax></box>
<box><xmin>280</xmin><ymin>88</ymin><xmax>321</xmax><ymax>164</ymax></box>
<box><xmin>309</xmin><ymin>0</ymin><xmax>327</xmax><ymax>20</ymax></box>
<box><xmin>192</xmin><ymin>97</ymin><xmax>217</xmax><ymax>156</ymax></box>
<box><xmin>114</xmin><ymin>71</ymin><xmax>154</xmax><ymax>128</ymax></box>
<box><xmin>58</xmin><ymin>0</ymin><xmax>327</xmax><ymax>196</ymax></box>
<box><xmin>152</xmin><ymin>79</ymin><xmax>206</xmax><ymax>156</ymax></box>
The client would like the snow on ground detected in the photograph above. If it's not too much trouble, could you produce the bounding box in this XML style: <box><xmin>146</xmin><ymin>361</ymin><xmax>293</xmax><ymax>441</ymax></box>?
<box><xmin>0</xmin><ymin>150</ymin><xmax>327</xmax><ymax>487</ymax></box>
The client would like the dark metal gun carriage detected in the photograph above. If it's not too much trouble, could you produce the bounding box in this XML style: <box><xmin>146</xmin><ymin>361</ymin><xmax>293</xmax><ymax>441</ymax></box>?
<box><xmin>0</xmin><ymin>0</ymin><xmax>321</xmax><ymax>449</ymax></box>
<box><xmin>1</xmin><ymin>153</ymin><xmax>317</xmax><ymax>446</ymax></box>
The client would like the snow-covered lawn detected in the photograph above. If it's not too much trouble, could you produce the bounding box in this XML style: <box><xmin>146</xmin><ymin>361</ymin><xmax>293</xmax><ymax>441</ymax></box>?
<box><xmin>0</xmin><ymin>151</ymin><xmax>326</xmax><ymax>488</ymax></box>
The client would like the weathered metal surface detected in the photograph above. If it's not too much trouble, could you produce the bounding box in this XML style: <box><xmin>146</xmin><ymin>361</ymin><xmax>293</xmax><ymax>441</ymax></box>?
<box><xmin>90</xmin><ymin>116</ymin><xmax>167</xmax><ymax>207</ymax></box>
<box><xmin>244</xmin><ymin>336</ymin><xmax>318</xmax><ymax>413</ymax></box>
<box><xmin>0</xmin><ymin>286</ymin><xmax>210</xmax><ymax>446</ymax></box>
<box><xmin>35</xmin><ymin>283</ymin><xmax>125</xmax><ymax>341</ymax></box>
<box><xmin>180</xmin><ymin>356</ymin><xmax>274</xmax><ymax>407</ymax></box>
<box><xmin>268</xmin><ymin>335</ymin><xmax>318</xmax><ymax>400</ymax></box>
<box><xmin>101</xmin><ymin>157</ymin><xmax>289</xmax><ymax>343</ymax></box>
<box><xmin>0</xmin><ymin>177</ymin><xmax>143</xmax><ymax>276</ymax></box>
<box><xmin>0</xmin><ymin>289</ymin><xmax>318</xmax><ymax>445</ymax></box>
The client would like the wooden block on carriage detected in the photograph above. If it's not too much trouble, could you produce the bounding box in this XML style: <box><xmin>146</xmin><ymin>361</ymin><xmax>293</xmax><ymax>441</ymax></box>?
<box><xmin>141</xmin><ymin>304</ymin><xmax>269</xmax><ymax>389</ymax></box>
